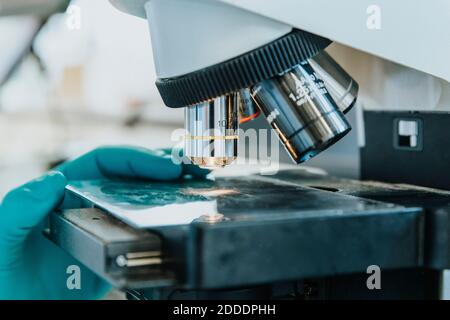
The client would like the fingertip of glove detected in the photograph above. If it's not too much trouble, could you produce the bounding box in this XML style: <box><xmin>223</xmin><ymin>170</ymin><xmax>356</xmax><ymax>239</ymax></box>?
<box><xmin>147</xmin><ymin>156</ymin><xmax>184</xmax><ymax>181</ymax></box>
<box><xmin>182</xmin><ymin>164</ymin><xmax>211</xmax><ymax>178</ymax></box>
<box><xmin>1</xmin><ymin>171</ymin><xmax>68</xmax><ymax>222</ymax></box>
<box><xmin>46</xmin><ymin>170</ymin><xmax>67</xmax><ymax>183</ymax></box>
<box><xmin>125</xmin><ymin>149</ymin><xmax>183</xmax><ymax>181</ymax></box>
<box><xmin>159</xmin><ymin>148</ymin><xmax>211</xmax><ymax>179</ymax></box>
<box><xmin>41</xmin><ymin>171</ymin><xmax>67</xmax><ymax>189</ymax></box>
<box><xmin>23</xmin><ymin>171</ymin><xmax>67</xmax><ymax>201</ymax></box>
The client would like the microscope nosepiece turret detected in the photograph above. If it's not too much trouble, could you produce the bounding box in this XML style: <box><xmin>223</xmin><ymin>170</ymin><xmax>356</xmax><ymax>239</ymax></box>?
<box><xmin>155</xmin><ymin>30</ymin><xmax>358</xmax><ymax>167</ymax></box>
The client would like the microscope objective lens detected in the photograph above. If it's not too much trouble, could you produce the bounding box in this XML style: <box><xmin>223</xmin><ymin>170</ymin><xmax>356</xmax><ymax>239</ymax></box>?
<box><xmin>184</xmin><ymin>93</ymin><xmax>239</xmax><ymax>167</ymax></box>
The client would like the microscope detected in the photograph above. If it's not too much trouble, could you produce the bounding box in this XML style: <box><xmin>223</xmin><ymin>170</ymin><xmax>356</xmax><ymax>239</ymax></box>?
<box><xmin>47</xmin><ymin>0</ymin><xmax>450</xmax><ymax>299</ymax></box>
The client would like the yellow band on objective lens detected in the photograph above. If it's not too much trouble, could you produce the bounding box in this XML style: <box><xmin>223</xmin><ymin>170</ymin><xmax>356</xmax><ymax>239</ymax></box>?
<box><xmin>184</xmin><ymin>135</ymin><xmax>239</xmax><ymax>140</ymax></box>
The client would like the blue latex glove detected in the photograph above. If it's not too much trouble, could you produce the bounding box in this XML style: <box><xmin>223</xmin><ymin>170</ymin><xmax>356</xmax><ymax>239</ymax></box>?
<box><xmin>0</xmin><ymin>146</ymin><xmax>208</xmax><ymax>299</ymax></box>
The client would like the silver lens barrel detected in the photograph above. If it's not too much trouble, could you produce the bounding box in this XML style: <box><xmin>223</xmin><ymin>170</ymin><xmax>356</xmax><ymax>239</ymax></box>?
<box><xmin>309</xmin><ymin>51</ymin><xmax>359</xmax><ymax>114</ymax></box>
<box><xmin>251</xmin><ymin>60</ymin><xmax>351</xmax><ymax>163</ymax></box>
<box><xmin>185</xmin><ymin>93</ymin><xmax>239</xmax><ymax>167</ymax></box>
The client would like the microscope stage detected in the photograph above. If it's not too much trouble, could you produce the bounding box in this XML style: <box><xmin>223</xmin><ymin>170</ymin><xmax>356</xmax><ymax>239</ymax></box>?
<box><xmin>65</xmin><ymin>175</ymin><xmax>408</xmax><ymax>230</ymax></box>
<box><xmin>48</xmin><ymin>171</ymin><xmax>430</xmax><ymax>289</ymax></box>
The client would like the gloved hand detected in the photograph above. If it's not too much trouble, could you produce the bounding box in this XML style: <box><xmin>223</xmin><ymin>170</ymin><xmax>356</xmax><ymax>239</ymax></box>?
<box><xmin>0</xmin><ymin>146</ymin><xmax>208</xmax><ymax>299</ymax></box>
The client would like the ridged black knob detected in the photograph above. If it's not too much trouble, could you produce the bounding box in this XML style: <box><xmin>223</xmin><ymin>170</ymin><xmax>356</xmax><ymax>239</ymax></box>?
<box><xmin>155</xmin><ymin>29</ymin><xmax>331</xmax><ymax>108</ymax></box>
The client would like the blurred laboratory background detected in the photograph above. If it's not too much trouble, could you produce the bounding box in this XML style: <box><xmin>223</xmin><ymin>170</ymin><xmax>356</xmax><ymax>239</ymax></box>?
<box><xmin>0</xmin><ymin>0</ymin><xmax>187</xmax><ymax>196</ymax></box>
